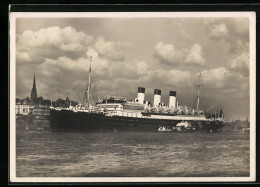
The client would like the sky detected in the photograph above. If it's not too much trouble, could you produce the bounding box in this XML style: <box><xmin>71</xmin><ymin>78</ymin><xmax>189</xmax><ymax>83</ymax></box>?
<box><xmin>15</xmin><ymin>15</ymin><xmax>251</xmax><ymax>120</ymax></box>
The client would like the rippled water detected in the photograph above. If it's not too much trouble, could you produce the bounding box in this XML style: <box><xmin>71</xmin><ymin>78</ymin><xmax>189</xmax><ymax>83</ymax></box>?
<box><xmin>16</xmin><ymin>131</ymin><xmax>250</xmax><ymax>177</ymax></box>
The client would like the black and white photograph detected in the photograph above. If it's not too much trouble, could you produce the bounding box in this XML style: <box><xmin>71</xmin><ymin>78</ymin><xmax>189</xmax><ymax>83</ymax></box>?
<box><xmin>9</xmin><ymin>12</ymin><xmax>256</xmax><ymax>182</ymax></box>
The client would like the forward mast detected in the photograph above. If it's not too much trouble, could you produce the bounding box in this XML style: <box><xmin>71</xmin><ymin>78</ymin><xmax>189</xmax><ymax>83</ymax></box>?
<box><xmin>85</xmin><ymin>56</ymin><xmax>92</xmax><ymax>108</ymax></box>
<box><xmin>195</xmin><ymin>73</ymin><xmax>203</xmax><ymax>110</ymax></box>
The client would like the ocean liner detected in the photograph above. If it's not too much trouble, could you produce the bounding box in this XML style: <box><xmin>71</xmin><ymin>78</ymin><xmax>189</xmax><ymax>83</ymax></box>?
<box><xmin>50</xmin><ymin>57</ymin><xmax>226</xmax><ymax>132</ymax></box>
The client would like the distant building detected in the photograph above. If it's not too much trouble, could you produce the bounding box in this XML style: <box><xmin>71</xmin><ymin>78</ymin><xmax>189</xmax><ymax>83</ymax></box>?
<box><xmin>33</xmin><ymin>105</ymin><xmax>50</xmax><ymax>116</ymax></box>
<box><xmin>16</xmin><ymin>98</ymin><xmax>51</xmax><ymax>116</ymax></box>
<box><xmin>16</xmin><ymin>72</ymin><xmax>77</xmax><ymax>116</ymax></box>
<box><xmin>52</xmin><ymin>97</ymin><xmax>77</xmax><ymax>108</ymax></box>
<box><xmin>15</xmin><ymin>99</ymin><xmax>31</xmax><ymax>115</ymax></box>
<box><xmin>227</xmin><ymin>119</ymin><xmax>250</xmax><ymax>131</ymax></box>
<box><xmin>16</xmin><ymin>73</ymin><xmax>51</xmax><ymax>116</ymax></box>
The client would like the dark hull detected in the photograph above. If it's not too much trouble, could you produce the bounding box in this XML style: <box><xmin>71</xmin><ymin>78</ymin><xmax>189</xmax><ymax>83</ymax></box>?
<box><xmin>50</xmin><ymin>109</ymin><xmax>225</xmax><ymax>133</ymax></box>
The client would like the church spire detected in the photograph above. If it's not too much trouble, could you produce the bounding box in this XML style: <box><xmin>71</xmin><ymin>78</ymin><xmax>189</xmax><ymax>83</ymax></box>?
<box><xmin>30</xmin><ymin>72</ymin><xmax>37</xmax><ymax>100</ymax></box>
<box><xmin>219</xmin><ymin>107</ymin><xmax>223</xmax><ymax>119</ymax></box>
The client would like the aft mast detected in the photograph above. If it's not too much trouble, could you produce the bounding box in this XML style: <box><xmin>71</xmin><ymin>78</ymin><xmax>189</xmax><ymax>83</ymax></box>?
<box><xmin>195</xmin><ymin>73</ymin><xmax>203</xmax><ymax>110</ymax></box>
<box><xmin>87</xmin><ymin>56</ymin><xmax>92</xmax><ymax>108</ymax></box>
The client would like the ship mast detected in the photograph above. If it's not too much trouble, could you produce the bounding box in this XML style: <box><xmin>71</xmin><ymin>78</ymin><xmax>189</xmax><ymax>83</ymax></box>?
<box><xmin>87</xmin><ymin>56</ymin><xmax>92</xmax><ymax>108</ymax></box>
<box><xmin>195</xmin><ymin>73</ymin><xmax>203</xmax><ymax>110</ymax></box>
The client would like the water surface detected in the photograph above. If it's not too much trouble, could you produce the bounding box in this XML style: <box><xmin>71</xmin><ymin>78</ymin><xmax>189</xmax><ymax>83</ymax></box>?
<box><xmin>16</xmin><ymin>131</ymin><xmax>250</xmax><ymax>177</ymax></box>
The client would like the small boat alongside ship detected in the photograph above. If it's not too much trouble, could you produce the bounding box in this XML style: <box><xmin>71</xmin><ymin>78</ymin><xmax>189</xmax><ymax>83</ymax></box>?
<box><xmin>50</xmin><ymin>57</ymin><xmax>227</xmax><ymax>133</ymax></box>
<box><xmin>176</xmin><ymin>121</ymin><xmax>196</xmax><ymax>132</ymax></box>
<box><xmin>158</xmin><ymin>121</ymin><xmax>197</xmax><ymax>133</ymax></box>
<box><xmin>158</xmin><ymin>126</ymin><xmax>172</xmax><ymax>132</ymax></box>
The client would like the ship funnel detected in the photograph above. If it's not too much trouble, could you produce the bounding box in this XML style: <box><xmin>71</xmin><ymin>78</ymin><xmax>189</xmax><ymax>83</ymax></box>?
<box><xmin>169</xmin><ymin>91</ymin><xmax>176</xmax><ymax>108</ymax></box>
<box><xmin>137</xmin><ymin>87</ymin><xmax>145</xmax><ymax>104</ymax></box>
<box><xmin>153</xmin><ymin>89</ymin><xmax>161</xmax><ymax>106</ymax></box>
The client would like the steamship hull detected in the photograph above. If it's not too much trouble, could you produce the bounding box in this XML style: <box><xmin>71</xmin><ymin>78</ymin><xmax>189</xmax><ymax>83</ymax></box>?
<box><xmin>50</xmin><ymin>109</ymin><xmax>225</xmax><ymax>133</ymax></box>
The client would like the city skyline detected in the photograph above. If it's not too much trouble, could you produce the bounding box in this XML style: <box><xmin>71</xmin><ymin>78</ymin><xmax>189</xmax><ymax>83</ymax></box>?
<box><xmin>15</xmin><ymin>13</ymin><xmax>252</xmax><ymax>120</ymax></box>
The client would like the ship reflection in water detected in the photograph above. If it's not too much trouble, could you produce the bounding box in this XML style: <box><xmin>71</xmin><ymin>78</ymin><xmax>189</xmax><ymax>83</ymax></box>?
<box><xmin>16</xmin><ymin>131</ymin><xmax>249</xmax><ymax>177</ymax></box>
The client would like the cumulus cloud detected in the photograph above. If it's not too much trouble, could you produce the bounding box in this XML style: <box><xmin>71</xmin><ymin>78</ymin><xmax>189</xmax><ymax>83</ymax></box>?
<box><xmin>154</xmin><ymin>42</ymin><xmax>206</xmax><ymax>67</ymax></box>
<box><xmin>229</xmin><ymin>52</ymin><xmax>249</xmax><ymax>77</ymax></box>
<box><xmin>16</xmin><ymin>26</ymin><xmax>127</xmax><ymax>65</ymax></box>
<box><xmin>41</xmin><ymin>57</ymin><xmax>89</xmax><ymax>72</ymax></box>
<box><xmin>153</xmin><ymin>42</ymin><xmax>184</xmax><ymax>65</ymax></box>
<box><xmin>205</xmin><ymin>18</ymin><xmax>249</xmax><ymax>54</ymax></box>
<box><xmin>185</xmin><ymin>43</ymin><xmax>206</xmax><ymax>66</ymax></box>
<box><xmin>167</xmin><ymin>69</ymin><xmax>192</xmax><ymax>86</ymax></box>
<box><xmin>133</xmin><ymin>59</ymin><xmax>149</xmax><ymax>76</ymax></box>
<box><xmin>198</xmin><ymin>66</ymin><xmax>248</xmax><ymax>96</ymax></box>
<box><xmin>86</xmin><ymin>47</ymin><xmax>99</xmax><ymax>59</ymax></box>
<box><xmin>93</xmin><ymin>36</ymin><xmax>125</xmax><ymax>61</ymax></box>
<box><xmin>141</xmin><ymin>68</ymin><xmax>193</xmax><ymax>90</ymax></box>
<box><xmin>16</xmin><ymin>26</ymin><xmax>94</xmax><ymax>64</ymax></box>
<box><xmin>15</xmin><ymin>26</ymin><xmax>131</xmax><ymax>100</ymax></box>
<box><xmin>16</xmin><ymin>51</ymin><xmax>31</xmax><ymax>63</ymax></box>
<box><xmin>207</xmin><ymin>23</ymin><xmax>229</xmax><ymax>40</ymax></box>
<box><xmin>34</xmin><ymin>52</ymin><xmax>150</xmax><ymax>101</ymax></box>
<box><xmin>200</xmin><ymin>67</ymin><xmax>230</xmax><ymax>88</ymax></box>
<box><xmin>15</xmin><ymin>18</ymin><xmax>250</xmax><ymax>120</ymax></box>
<box><xmin>18</xmin><ymin>26</ymin><xmax>94</xmax><ymax>49</ymax></box>
<box><xmin>107</xmin><ymin>59</ymin><xmax>149</xmax><ymax>80</ymax></box>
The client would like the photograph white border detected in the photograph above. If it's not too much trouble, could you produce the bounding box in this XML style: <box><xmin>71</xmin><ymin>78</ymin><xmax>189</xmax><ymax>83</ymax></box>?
<box><xmin>9</xmin><ymin>12</ymin><xmax>256</xmax><ymax>183</ymax></box>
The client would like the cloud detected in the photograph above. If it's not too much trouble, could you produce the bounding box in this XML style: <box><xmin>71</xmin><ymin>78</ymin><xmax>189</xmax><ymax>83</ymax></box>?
<box><xmin>15</xmin><ymin>26</ymin><xmax>131</xmax><ymax>99</ymax></box>
<box><xmin>167</xmin><ymin>69</ymin><xmax>193</xmax><ymax>86</ymax></box>
<box><xmin>199</xmin><ymin>66</ymin><xmax>248</xmax><ymax>95</ymax></box>
<box><xmin>15</xmin><ymin>18</ymin><xmax>250</xmax><ymax>120</ymax></box>
<box><xmin>142</xmin><ymin>68</ymin><xmax>193</xmax><ymax>90</ymax></box>
<box><xmin>154</xmin><ymin>42</ymin><xmax>206</xmax><ymax>67</ymax></box>
<box><xmin>41</xmin><ymin>56</ymin><xmax>89</xmax><ymax>72</ymax></box>
<box><xmin>16</xmin><ymin>26</ymin><xmax>94</xmax><ymax>64</ymax></box>
<box><xmin>106</xmin><ymin>59</ymin><xmax>149</xmax><ymax>81</ymax></box>
<box><xmin>36</xmin><ymin>52</ymin><xmax>150</xmax><ymax>100</ymax></box>
<box><xmin>130</xmin><ymin>59</ymin><xmax>149</xmax><ymax>76</ymax></box>
<box><xmin>16</xmin><ymin>51</ymin><xmax>31</xmax><ymax>63</ymax></box>
<box><xmin>153</xmin><ymin>42</ymin><xmax>184</xmax><ymax>65</ymax></box>
<box><xmin>18</xmin><ymin>26</ymin><xmax>94</xmax><ymax>49</ymax></box>
<box><xmin>205</xmin><ymin>18</ymin><xmax>249</xmax><ymax>54</ymax></box>
<box><xmin>16</xmin><ymin>26</ymin><xmax>127</xmax><ymax>65</ymax></box>
<box><xmin>200</xmin><ymin>67</ymin><xmax>230</xmax><ymax>88</ymax></box>
<box><xmin>229</xmin><ymin>52</ymin><xmax>249</xmax><ymax>77</ymax></box>
<box><xmin>207</xmin><ymin>23</ymin><xmax>229</xmax><ymax>40</ymax></box>
<box><xmin>185</xmin><ymin>43</ymin><xmax>206</xmax><ymax>66</ymax></box>
<box><xmin>93</xmin><ymin>36</ymin><xmax>125</xmax><ymax>61</ymax></box>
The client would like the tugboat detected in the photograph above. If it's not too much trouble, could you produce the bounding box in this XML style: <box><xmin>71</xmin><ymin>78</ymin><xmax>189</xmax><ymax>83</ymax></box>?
<box><xmin>176</xmin><ymin>121</ymin><xmax>194</xmax><ymax>132</ymax></box>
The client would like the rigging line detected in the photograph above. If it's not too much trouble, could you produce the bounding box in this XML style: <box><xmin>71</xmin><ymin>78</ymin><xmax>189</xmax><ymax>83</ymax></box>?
<box><xmin>90</xmin><ymin>82</ymin><xmax>96</xmax><ymax>101</ymax></box>
<box><xmin>193</xmin><ymin>96</ymin><xmax>197</xmax><ymax>109</ymax></box>
<box><xmin>58</xmin><ymin>87</ymin><xmax>73</xmax><ymax>99</ymax></box>
<box><xmin>69</xmin><ymin>92</ymin><xmax>78</xmax><ymax>100</ymax></box>
<box><xmin>73</xmin><ymin>88</ymin><xmax>83</xmax><ymax>103</ymax></box>
<box><xmin>73</xmin><ymin>73</ymin><xmax>90</xmax><ymax>90</ymax></box>
<box><xmin>96</xmin><ymin>90</ymin><xmax>112</xmax><ymax>103</ymax></box>
<box><xmin>192</xmin><ymin>86</ymin><xmax>198</xmax><ymax>109</ymax></box>
<box><xmin>92</xmin><ymin>84</ymin><xmax>108</xmax><ymax>103</ymax></box>
<box><xmin>200</xmin><ymin>96</ymin><xmax>205</xmax><ymax>110</ymax></box>
<box><xmin>89</xmin><ymin>83</ymin><xmax>97</xmax><ymax>105</ymax></box>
